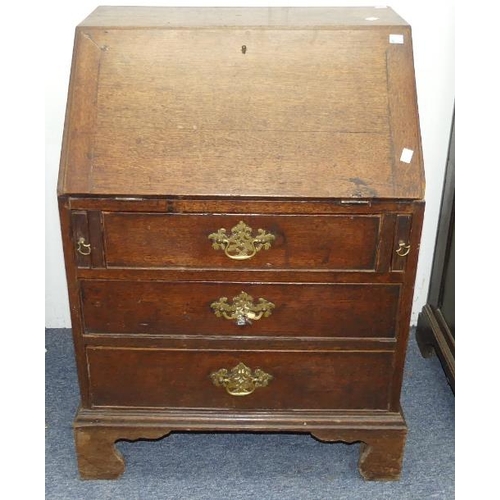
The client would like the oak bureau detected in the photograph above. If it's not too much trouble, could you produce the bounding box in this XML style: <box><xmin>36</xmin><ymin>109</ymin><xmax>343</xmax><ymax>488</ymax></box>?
<box><xmin>58</xmin><ymin>6</ymin><xmax>425</xmax><ymax>481</ymax></box>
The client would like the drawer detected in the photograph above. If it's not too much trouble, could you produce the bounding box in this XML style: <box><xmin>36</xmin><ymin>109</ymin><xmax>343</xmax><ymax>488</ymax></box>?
<box><xmin>81</xmin><ymin>280</ymin><xmax>400</xmax><ymax>338</ymax></box>
<box><xmin>102</xmin><ymin>213</ymin><xmax>381</xmax><ymax>270</ymax></box>
<box><xmin>86</xmin><ymin>347</ymin><xmax>394</xmax><ymax>410</ymax></box>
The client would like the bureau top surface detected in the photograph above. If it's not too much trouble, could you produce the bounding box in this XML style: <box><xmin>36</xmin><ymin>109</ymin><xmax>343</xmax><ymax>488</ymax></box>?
<box><xmin>78</xmin><ymin>7</ymin><xmax>409</xmax><ymax>29</ymax></box>
<box><xmin>58</xmin><ymin>7</ymin><xmax>424</xmax><ymax>200</ymax></box>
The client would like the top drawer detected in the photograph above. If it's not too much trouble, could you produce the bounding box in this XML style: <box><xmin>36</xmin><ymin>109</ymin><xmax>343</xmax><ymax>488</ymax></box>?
<box><xmin>100</xmin><ymin>213</ymin><xmax>381</xmax><ymax>270</ymax></box>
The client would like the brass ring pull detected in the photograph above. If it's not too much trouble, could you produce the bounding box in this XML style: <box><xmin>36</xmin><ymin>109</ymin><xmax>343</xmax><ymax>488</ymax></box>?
<box><xmin>210</xmin><ymin>362</ymin><xmax>273</xmax><ymax>396</ymax></box>
<box><xmin>396</xmin><ymin>240</ymin><xmax>411</xmax><ymax>257</ymax></box>
<box><xmin>208</xmin><ymin>221</ymin><xmax>275</xmax><ymax>260</ymax></box>
<box><xmin>76</xmin><ymin>237</ymin><xmax>91</xmax><ymax>256</ymax></box>
<box><xmin>210</xmin><ymin>291</ymin><xmax>275</xmax><ymax>326</ymax></box>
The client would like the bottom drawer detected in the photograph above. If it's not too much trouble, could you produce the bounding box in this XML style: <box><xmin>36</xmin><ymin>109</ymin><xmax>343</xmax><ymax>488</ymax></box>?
<box><xmin>86</xmin><ymin>347</ymin><xmax>394</xmax><ymax>410</ymax></box>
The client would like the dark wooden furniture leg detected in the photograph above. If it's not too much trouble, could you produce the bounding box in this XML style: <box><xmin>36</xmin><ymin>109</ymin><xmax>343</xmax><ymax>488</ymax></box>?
<box><xmin>415</xmin><ymin>306</ymin><xmax>437</xmax><ymax>358</ymax></box>
<box><xmin>357</xmin><ymin>431</ymin><xmax>407</xmax><ymax>480</ymax></box>
<box><xmin>415</xmin><ymin>304</ymin><xmax>455</xmax><ymax>391</ymax></box>
<box><xmin>74</xmin><ymin>425</ymin><xmax>171</xmax><ymax>479</ymax></box>
<box><xmin>312</xmin><ymin>427</ymin><xmax>407</xmax><ymax>481</ymax></box>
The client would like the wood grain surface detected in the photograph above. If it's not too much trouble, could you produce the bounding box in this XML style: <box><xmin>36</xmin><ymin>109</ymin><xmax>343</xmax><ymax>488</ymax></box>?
<box><xmin>80</xmin><ymin>280</ymin><xmax>401</xmax><ymax>338</ymax></box>
<box><xmin>102</xmin><ymin>213</ymin><xmax>381</xmax><ymax>270</ymax></box>
<box><xmin>59</xmin><ymin>21</ymin><xmax>424</xmax><ymax>199</ymax></box>
<box><xmin>86</xmin><ymin>347</ymin><xmax>394</xmax><ymax>410</ymax></box>
<box><xmin>58</xmin><ymin>7</ymin><xmax>425</xmax><ymax>481</ymax></box>
<box><xmin>79</xmin><ymin>7</ymin><xmax>409</xmax><ymax>28</ymax></box>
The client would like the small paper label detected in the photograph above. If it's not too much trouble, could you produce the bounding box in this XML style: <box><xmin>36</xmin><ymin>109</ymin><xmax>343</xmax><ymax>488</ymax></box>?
<box><xmin>365</xmin><ymin>17</ymin><xmax>379</xmax><ymax>21</ymax></box>
<box><xmin>400</xmin><ymin>148</ymin><xmax>414</xmax><ymax>163</ymax></box>
<box><xmin>389</xmin><ymin>34</ymin><xmax>405</xmax><ymax>44</ymax></box>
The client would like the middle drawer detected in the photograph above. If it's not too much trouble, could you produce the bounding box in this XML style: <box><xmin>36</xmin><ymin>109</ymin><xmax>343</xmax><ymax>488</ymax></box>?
<box><xmin>80</xmin><ymin>280</ymin><xmax>400</xmax><ymax>339</ymax></box>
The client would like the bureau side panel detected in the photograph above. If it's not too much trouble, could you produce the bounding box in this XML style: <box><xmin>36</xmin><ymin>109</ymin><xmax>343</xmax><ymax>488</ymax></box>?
<box><xmin>389</xmin><ymin>201</ymin><xmax>425</xmax><ymax>409</ymax></box>
<box><xmin>58</xmin><ymin>198</ymin><xmax>91</xmax><ymax>406</ymax></box>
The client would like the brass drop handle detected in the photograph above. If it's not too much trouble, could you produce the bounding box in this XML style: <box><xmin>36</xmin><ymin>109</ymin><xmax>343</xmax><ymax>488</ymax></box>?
<box><xmin>210</xmin><ymin>291</ymin><xmax>275</xmax><ymax>326</ymax></box>
<box><xmin>396</xmin><ymin>240</ymin><xmax>411</xmax><ymax>257</ymax></box>
<box><xmin>208</xmin><ymin>221</ymin><xmax>275</xmax><ymax>260</ymax></box>
<box><xmin>76</xmin><ymin>237</ymin><xmax>91</xmax><ymax>256</ymax></box>
<box><xmin>210</xmin><ymin>362</ymin><xmax>273</xmax><ymax>396</ymax></box>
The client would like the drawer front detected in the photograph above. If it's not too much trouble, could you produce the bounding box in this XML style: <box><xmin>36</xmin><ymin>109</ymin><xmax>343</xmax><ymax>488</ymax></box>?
<box><xmin>86</xmin><ymin>347</ymin><xmax>393</xmax><ymax>410</ymax></box>
<box><xmin>102</xmin><ymin>213</ymin><xmax>381</xmax><ymax>270</ymax></box>
<box><xmin>81</xmin><ymin>280</ymin><xmax>400</xmax><ymax>338</ymax></box>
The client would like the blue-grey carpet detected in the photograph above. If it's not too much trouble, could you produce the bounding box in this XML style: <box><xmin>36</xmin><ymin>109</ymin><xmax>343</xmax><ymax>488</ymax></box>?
<box><xmin>45</xmin><ymin>328</ymin><xmax>454</xmax><ymax>499</ymax></box>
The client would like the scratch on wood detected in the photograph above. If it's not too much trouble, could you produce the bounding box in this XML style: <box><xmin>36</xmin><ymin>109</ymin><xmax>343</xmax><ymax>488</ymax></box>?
<box><xmin>83</xmin><ymin>32</ymin><xmax>108</xmax><ymax>51</ymax></box>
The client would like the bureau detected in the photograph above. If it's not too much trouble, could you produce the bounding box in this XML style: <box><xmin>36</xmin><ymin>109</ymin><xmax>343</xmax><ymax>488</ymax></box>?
<box><xmin>58</xmin><ymin>6</ymin><xmax>425</xmax><ymax>481</ymax></box>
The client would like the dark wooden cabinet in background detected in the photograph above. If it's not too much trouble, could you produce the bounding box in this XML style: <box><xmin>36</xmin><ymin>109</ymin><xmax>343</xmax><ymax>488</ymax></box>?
<box><xmin>58</xmin><ymin>7</ymin><xmax>425</xmax><ymax>481</ymax></box>
<box><xmin>416</xmin><ymin>116</ymin><xmax>455</xmax><ymax>391</ymax></box>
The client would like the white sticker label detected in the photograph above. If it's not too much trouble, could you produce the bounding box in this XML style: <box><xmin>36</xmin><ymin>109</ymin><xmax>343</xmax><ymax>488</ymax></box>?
<box><xmin>389</xmin><ymin>34</ymin><xmax>405</xmax><ymax>44</ymax></box>
<box><xmin>400</xmin><ymin>148</ymin><xmax>414</xmax><ymax>164</ymax></box>
<box><xmin>365</xmin><ymin>17</ymin><xmax>379</xmax><ymax>21</ymax></box>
